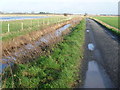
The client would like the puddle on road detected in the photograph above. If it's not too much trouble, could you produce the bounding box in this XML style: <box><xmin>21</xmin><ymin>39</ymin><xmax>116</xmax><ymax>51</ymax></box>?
<box><xmin>1</xmin><ymin>24</ymin><xmax>71</xmax><ymax>73</ymax></box>
<box><xmin>104</xmin><ymin>30</ymin><xmax>116</xmax><ymax>39</ymax></box>
<box><xmin>111</xmin><ymin>35</ymin><xmax>116</xmax><ymax>39</ymax></box>
<box><xmin>83</xmin><ymin>60</ymin><xmax>115</xmax><ymax>88</ymax></box>
<box><xmin>86</xmin><ymin>30</ymin><xmax>90</xmax><ymax>33</ymax></box>
<box><xmin>88</xmin><ymin>43</ymin><xmax>95</xmax><ymax>51</ymax></box>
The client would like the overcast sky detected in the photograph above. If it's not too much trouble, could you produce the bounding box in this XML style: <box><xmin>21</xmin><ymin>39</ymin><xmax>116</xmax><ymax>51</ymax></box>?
<box><xmin>0</xmin><ymin>0</ymin><xmax>119</xmax><ymax>14</ymax></box>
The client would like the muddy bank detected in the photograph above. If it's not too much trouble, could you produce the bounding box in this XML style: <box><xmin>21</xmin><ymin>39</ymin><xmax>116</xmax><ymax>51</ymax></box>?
<box><xmin>2</xmin><ymin>21</ymin><xmax>69</xmax><ymax>56</ymax></box>
<box><xmin>1</xmin><ymin>17</ymin><xmax>82</xmax><ymax>72</ymax></box>
<box><xmin>2</xmin><ymin>18</ymin><xmax>80</xmax><ymax>57</ymax></box>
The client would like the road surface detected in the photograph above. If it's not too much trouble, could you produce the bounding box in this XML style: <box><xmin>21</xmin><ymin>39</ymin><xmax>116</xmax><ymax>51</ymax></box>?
<box><xmin>82</xmin><ymin>18</ymin><xmax>119</xmax><ymax>88</ymax></box>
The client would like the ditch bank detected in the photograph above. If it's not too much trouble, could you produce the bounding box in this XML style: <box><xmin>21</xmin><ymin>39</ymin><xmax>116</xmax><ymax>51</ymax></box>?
<box><xmin>2</xmin><ymin>19</ymin><xmax>85</xmax><ymax>88</ymax></box>
<box><xmin>90</xmin><ymin>17</ymin><xmax>120</xmax><ymax>36</ymax></box>
<box><xmin>1</xmin><ymin>17</ymin><xmax>82</xmax><ymax>72</ymax></box>
<box><xmin>2</xmin><ymin>20</ymin><xmax>70</xmax><ymax>56</ymax></box>
<box><xmin>2</xmin><ymin>17</ymin><xmax>81</xmax><ymax>57</ymax></box>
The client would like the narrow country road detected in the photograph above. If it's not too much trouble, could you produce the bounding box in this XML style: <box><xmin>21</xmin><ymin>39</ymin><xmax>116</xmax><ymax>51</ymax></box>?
<box><xmin>82</xmin><ymin>18</ymin><xmax>119</xmax><ymax>88</ymax></box>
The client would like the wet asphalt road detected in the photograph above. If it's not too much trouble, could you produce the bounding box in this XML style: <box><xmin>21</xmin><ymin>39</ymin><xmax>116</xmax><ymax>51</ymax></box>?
<box><xmin>83</xmin><ymin>18</ymin><xmax>119</xmax><ymax>88</ymax></box>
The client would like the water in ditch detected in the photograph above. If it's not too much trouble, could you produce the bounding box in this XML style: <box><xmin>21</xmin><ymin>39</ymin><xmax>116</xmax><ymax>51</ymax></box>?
<box><xmin>0</xmin><ymin>24</ymin><xmax>71</xmax><ymax>73</ymax></box>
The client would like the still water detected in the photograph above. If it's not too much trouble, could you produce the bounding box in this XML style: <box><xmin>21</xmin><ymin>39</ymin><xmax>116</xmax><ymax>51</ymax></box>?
<box><xmin>0</xmin><ymin>16</ymin><xmax>49</xmax><ymax>21</ymax></box>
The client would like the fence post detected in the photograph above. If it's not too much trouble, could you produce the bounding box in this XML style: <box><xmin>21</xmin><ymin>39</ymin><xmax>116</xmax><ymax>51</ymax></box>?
<box><xmin>47</xmin><ymin>20</ymin><xmax>49</xmax><ymax>25</ymax></box>
<box><xmin>57</xmin><ymin>17</ymin><xmax>59</xmax><ymax>23</ymax></box>
<box><xmin>8</xmin><ymin>23</ymin><xmax>10</xmax><ymax>32</ymax></box>
<box><xmin>42</xmin><ymin>20</ymin><xmax>44</xmax><ymax>25</ymax></box>
<box><xmin>21</xmin><ymin>22</ymin><xmax>23</xmax><ymax>30</ymax></box>
<box><xmin>31</xmin><ymin>20</ymin><xmax>32</xmax><ymax>27</ymax></box>
<box><xmin>38</xmin><ymin>20</ymin><xmax>39</xmax><ymax>26</ymax></box>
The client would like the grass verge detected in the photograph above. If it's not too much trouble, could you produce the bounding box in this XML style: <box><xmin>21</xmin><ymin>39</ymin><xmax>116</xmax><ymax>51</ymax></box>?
<box><xmin>91</xmin><ymin>18</ymin><xmax>120</xmax><ymax>36</ymax></box>
<box><xmin>2</xmin><ymin>19</ymin><xmax>86</xmax><ymax>88</ymax></box>
<box><xmin>93</xmin><ymin>16</ymin><xmax>118</xmax><ymax>29</ymax></box>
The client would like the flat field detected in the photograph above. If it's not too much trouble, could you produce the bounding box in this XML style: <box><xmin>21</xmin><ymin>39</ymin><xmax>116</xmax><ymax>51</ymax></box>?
<box><xmin>1</xmin><ymin>16</ymin><xmax>70</xmax><ymax>41</ymax></box>
<box><xmin>94</xmin><ymin>16</ymin><xmax>119</xmax><ymax>29</ymax></box>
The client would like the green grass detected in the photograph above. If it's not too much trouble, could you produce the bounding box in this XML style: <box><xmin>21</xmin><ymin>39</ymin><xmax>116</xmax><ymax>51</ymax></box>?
<box><xmin>94</xmin><ymin>16</ymin><xmax>119</xmax><ymax>29</ymax></box>
<box><xmin>2</xmin><ymin>19</ymin><xmax>85</xmax><ymax>88</ymax></box>
<box><xmin>1</xmin><ymin>16</ymin><xmax>70</xmax><ymax>41</ymax></box>
<box><xmin>93</xmin><ymin>16</ymin><xmax>120</xmax><ymax>36</ymax></box>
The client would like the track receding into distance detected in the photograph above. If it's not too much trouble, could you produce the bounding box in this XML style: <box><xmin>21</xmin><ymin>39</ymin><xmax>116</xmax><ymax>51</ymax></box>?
<box><xmin>82</xmin><ymin>18</ymin><xmax>119</xmax><ymax>88</ymax></box>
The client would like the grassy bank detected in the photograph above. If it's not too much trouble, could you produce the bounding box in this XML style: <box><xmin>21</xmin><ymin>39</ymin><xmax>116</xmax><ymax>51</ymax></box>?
<box><xmin>92</xmin><ymin>17</ymin><xmax>120</xmax><ymax>36</ymax></box>
<box><xmin>2</xmin><ymin>19</ymin><xmax>85</xmax><ymax>88</ymax></box>
<box><xmin>94</xmin><ymin>16</ymin><xmax>118</xmax><ymax>29</ymax></box>
<box><xmin>1</xmin><ymin>16</ymin><xmax>70</xmax><ymax>41</ymax></box>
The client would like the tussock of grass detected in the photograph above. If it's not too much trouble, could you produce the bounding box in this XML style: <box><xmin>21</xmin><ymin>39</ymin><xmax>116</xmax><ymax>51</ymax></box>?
<box><xmin>2</xmin><ymin>19</ymin><xmax>85</xmax><ymax>88</ymax></box>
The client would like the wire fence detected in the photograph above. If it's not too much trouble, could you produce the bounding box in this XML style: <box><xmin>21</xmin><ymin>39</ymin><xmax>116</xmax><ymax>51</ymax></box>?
<box><xmin>2</xmin><ymin>17</ymin><xmax>70</xmax><ymax>34</ymax></box>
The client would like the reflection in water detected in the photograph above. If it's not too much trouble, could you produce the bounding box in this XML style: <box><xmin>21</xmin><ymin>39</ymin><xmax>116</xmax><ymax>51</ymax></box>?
<box><xmin>86</xmin><ymin>30</ymin><xmax>90</xmax><ymax>33</ymax></box>
<box><xmin>55</xmin><ymin>24</ymin><xmax>71</xmax><ymax>36</ymax></box>
<box><xmin>25</xmin><ymin>44</ymin><xmax>35</xmax><ymax>50</ymax></box>
<box><xmin>83</xmin><ymin>61</ymin><xmax>115</xmax><ymax>88</ymax></box>
<box><xmin>88</xmin><ymin>43</ymin><xmax>95</xmax><ymax>51</ymax></box>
